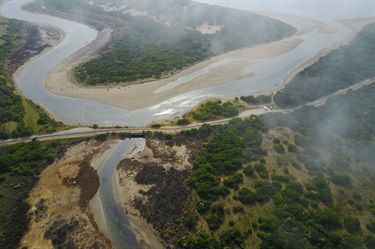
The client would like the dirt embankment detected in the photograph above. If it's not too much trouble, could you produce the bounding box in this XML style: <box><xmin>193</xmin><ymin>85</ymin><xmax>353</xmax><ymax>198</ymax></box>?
<box><xmin>20</xmin><ymin>139</ymin><xmax>116</xmax><ymax>249</ymax></box>
<box><xmin>116</xmin><ymin>136</ymin><xmax>193</xmax><ymax>248</ymax></box>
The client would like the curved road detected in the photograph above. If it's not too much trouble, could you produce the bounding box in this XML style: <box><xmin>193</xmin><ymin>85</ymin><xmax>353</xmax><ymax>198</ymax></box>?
<box><xmin>1</xmin><ymin>77</ymin><xmax>373</xmax><ymax>146</ymax></box>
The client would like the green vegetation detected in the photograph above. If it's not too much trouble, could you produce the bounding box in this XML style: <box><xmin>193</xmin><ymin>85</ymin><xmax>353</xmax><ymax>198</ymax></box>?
<box><xmin>176</xmin><ymin>118</ymin><xmax>190</xmax><ymax>126</ymax></box>
<box><xmin>188</xmin><ymin>117</ymin><xmax>266</xmax><ymax>201</ymax></box>
<box><xmin>0</xmin><ymin>18</ymin><xmax>64</xmax><ymax>138</ymax></box>
<box><xmin>42</xmin><ymin>0</ymin><xmax>295</xmax><ymax>85</ymax></box>
<box><xmin>0</xmin><ymin>19</ymin><xmax>31</xmax><ymax>138</ymax></box>
<box><xmin>192</xmin><ymin>100</ymin><xmax>240</xmax><ymax>121</ymax></box>
<box><xmin>176</xmin><ymin>82</ymin><xmax>374</xmax><ymax>247</ymax></box>
<box><xmin>0</xmin><ymin>139</ymin><xmax>77</xmax><ymax>249</ymax></box>
<box><xmin>240</xmin><ymin>95</ymin><xmax>272</xmax><ymax>105</ymax></box>
<box><xmin>0</xmin><ymin>17</ymin><xmax>8</xmax><ymax>46</ymax></box>
<box><xmin>274</xmin><ymin>23</ymin><xmax>375</xmax><ymax>108</ymax></box>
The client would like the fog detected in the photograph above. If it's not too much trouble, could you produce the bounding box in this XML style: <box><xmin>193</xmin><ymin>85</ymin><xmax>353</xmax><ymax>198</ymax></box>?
<box><xmin>195</xmin><ymin>0</ymin><xmax>375</xmax><ymax>19</ymax></box>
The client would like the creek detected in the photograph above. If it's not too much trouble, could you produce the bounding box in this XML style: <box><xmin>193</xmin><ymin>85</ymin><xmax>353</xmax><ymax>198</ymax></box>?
<box><xmin>97</xmin><ymin>138</ymin><xmax>145</xmax><ymax>249</ymax></box>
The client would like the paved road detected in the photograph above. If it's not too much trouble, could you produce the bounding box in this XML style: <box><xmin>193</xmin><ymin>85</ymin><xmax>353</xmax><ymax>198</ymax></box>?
<box><xmin>1</xmin><ymin>78</ymin><xmax>373</xmax><ymax>146</ymax></box>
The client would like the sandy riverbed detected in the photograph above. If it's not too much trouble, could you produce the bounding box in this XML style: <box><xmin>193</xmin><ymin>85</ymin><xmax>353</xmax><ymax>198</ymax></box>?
<box><xmin>20</xmin><ymin>139</ymin><xmax>115</xmax><ymax>248</ymax></box>
<box><xmin>42</xmin><ymin>15</ymin><xmax>375</xmax><ymax>111</ymax></box>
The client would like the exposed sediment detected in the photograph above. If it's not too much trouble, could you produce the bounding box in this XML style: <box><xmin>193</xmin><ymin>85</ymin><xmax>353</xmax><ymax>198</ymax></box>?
<box><xmin>116</xmin><ymin>137</ymin><xmax>192</xmax><ymax>248</ymax></box>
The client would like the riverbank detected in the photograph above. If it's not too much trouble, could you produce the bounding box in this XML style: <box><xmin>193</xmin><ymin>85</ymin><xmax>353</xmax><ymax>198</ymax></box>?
<box><xmin>20</xmin><ymin>139</ymin><xmax>114</xmax><ymax>248</ymax></box>
<box><xmin>42</xmin><ymin>14</ymin><xmax>363</xmax><ymax>111</ymax></box>
<box><xmin>115</xmin><ymin>138</ymin><xmax>192</xmax><ymax>248</ymax></box>
<box><xmin>276</xmin><ymin>17</ymin><xmax>375</xmax><ymax>93</ymax></box>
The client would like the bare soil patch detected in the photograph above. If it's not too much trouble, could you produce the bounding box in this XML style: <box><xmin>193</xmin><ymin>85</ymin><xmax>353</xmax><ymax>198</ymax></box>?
<box><xmin>20</xmin><ymin>139</ymin><xmax>115</xmax><ymax>249</ymax></box>
<box><xmin>116</xmin><ymin>137</ymin><xmax>192</xmax><ymax>248</ymax></box>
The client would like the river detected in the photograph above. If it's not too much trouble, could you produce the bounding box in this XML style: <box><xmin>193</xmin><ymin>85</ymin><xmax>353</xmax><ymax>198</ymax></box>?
<box><xmin>98</xmin><ymin>138</ymin><xmax>145</xmax><ymax>249</ymax></box>
<box><xmin>1</xmin><ymin>0</ymin><xmax>373</xmax><ymax>126</ymax></box>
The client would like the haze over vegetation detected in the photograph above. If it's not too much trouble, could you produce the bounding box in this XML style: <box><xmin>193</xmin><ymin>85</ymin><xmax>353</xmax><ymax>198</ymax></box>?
<box><xmin>39</xmin><ymin>0</ymin><xmax>295</xmax><ymax>85</ymax></box>
<box><xmin>0</xmin><ymin>0</ymin><xmax>374</xmax><ymax>249</ymax></box>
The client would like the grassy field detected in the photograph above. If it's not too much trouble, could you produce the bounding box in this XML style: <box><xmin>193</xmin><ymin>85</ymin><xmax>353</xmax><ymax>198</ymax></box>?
<box><xmin>22</xmin><ymin>98</ymin><xmax>40</xmax><ymax>130</ymax></box>
<box><xmin>22</xmin><ymin>98</ymin><xmax>68</xmax><ymax>134</ymax></box>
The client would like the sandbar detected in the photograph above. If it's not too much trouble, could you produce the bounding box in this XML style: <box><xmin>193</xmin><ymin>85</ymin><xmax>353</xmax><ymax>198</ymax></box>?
<box><xmin>43</xmin><ymin>14</ymin><xmax>360</xmax><ymax>111</ymax></box>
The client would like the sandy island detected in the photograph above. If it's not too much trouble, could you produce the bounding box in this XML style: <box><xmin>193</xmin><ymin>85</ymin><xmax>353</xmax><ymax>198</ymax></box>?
<box><xmin>42</xmin><ymin>15</ymin><xmax>374</xmax><ymax>111</ymax></box>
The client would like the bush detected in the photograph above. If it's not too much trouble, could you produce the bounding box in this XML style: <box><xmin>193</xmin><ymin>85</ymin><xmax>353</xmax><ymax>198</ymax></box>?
<box><xmin>255</xmin><ymin>180</ymin><xmax>278</xmax><ymax>202</ymax></box>
<box><xmin>367</xmin><ymin>221</ymin><xmax>375</xmax><ymax>233</ymax></box>
<box><xmin>330</xmin><ymin>174</ymin><xmax>351</xmax><ymax>187</ymax></box>
<box><xmin>285</xmin><ymin>181</ymin><xmax>304</xmax><ymax>195</ymax></box>
<box><xmin>364</xmin><ymin>235</ymin><xmax>375</xmax><ymax>248</ymax></box>
<box><xmin>287</xmin><ymin>144</ymin><xmax>299</xmax><ymax>153</ymax></box>
<box><xmin>352</xmin><ymin>192</ymin><xmax>362</xmax><ymax>201</ymax></box>
<box><xmin>258</xmin><ymin>216</ymin><xmax>279</xmax><ymax>232</ymax></box>
<box><xmin>211</xmin><ymin>203</ymin><xmax>225</xmax><ymax>217</ymax></box>
<box><xmin>254</xmin><ymin>163</ymin><xmax>269</xmax><ymax>179</ymax></box>
<box><xmin>314</xmin><ymin>209</ymin><xmax>342</xmax><ymax>229</ymax></box>
<box><xmin>219</xmin><ymin>227</ymin><xmax>244</xmax><ymax>248</ymax></box>
<box><xmin>274</xmin><ymin>143</ymin><xmax>285</xmax><ymax>154</ymax></box>
<box><xmin>243</xmin><ymin>165</ymin><xmax>255</xmax><ymax>177</ymax></box>
<box><xmin>184</xmin><ymin>214</ymin><xmax>198</xmax><ymax>229</ymax></box>
<box><xmin>238</xmin><ymin>188</ymin><xmax>256</xmax><ymax>204</ymax></box>
<box><xmin>205</xmin><ymin>214</ymin><xmax>222</xmax><ymax>230</ymax></box>
<box><xmin>344</xmin><ymin>217</ymin><xmax>361</xmax><ymax>233</ymax></box>
<box><xmin>177</xmin><ymin>118</ymin><xmax>190</xmax><ymax>125</ymax></box>
<box><xmin>224</xmin><ymin>173</ymin><xmax>243</xmax><ymax>189</ymax></box>
<box><xmin>271</xmin><ymin>174</ymin><xmax>289</xmax><ymax>183</ymax></box>
<box><xmin>232</xmin><ymin>205</ymin><xmax>245</xmax><ymax>213</ymax></box>
<box><xmin>197</xmin><ymin>200</ymin><xmax>212</xmax><ymax>214</ymax></box>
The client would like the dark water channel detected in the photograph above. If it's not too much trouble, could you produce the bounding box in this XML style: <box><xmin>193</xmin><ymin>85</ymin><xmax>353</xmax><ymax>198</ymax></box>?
<box><xmin>98</xmin><ymin>138</ymin><xmax>145</xmax><ymax>249</ymax></box>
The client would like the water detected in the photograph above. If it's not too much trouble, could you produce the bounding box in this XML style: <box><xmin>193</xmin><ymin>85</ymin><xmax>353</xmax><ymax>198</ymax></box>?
<box><xmin>1</xmin><ymin>0</ymin><xmax>373</xmax><ymax>127</ymax></box>
<box><xmin>196</xmin><ymin>0</ymin><xmax>375</xmax><ymax>19</ymax></box>
<box><xmin>97</xmin><ymin>138</ymin><xmax>145</xmax><ymax>249</ymax></box>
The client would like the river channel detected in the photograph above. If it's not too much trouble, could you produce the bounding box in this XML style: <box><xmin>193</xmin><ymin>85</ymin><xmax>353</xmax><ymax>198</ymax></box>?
<box><xmin>1</xmin><ymin>0</ymin><xmax>367</xmax><ymax>127</ymax></box>
<box><xmin>98</xmin><ymin>138</ymin><xmax>145</xmax><ymax>249</ymax></box>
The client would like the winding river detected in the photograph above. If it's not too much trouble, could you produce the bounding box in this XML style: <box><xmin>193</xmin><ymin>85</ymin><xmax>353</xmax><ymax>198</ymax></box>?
<box><xmin>1</xmin><ymin>0</ymin><xmax>374</xmax><ymax>248</ymax></box>
<box><xmin>2</xmin><ymin>0</ymin><xmax>373</xmax><ymax>127</ymax></box>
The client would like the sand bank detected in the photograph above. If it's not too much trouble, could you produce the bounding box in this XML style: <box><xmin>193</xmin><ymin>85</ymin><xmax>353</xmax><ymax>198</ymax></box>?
<box><xmin>43</xmin><ymin>14</ymin><xmax>351</xmax><ymax>111</ymax></box>
<box><xmin>20</xmin><ymin>140</ymin><xmax>114</xmax><ymax>248</ymax></box>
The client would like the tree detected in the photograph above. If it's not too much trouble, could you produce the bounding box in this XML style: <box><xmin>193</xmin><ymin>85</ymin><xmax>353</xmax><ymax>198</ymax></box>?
<box><xmin>367</xmin><ymin>221</ymin><xmax>375</xmax><ymax>233</ymax></box>
<box><xmin>177</xmin><ymin>118</ymin><xmax>190</xmax><ymax>125</ymax></box>
<box><xmin>220</xmin><ymin>227</ymin><xmax>244</xmax><ymax>248</ymax></box>
<box><xmin>238</xmin><ymin>188</ymin><xmax>256</xmax><ymax>204</ymax></box>
<box><xmin>344</xmin><ymin>217</ymin><xmax>361</xmax><ymax>233</ymax></box>
<box><xmin>314</xmin><ymin>209</ymin><xmax>342</xmax><ymax>229</ymax></box>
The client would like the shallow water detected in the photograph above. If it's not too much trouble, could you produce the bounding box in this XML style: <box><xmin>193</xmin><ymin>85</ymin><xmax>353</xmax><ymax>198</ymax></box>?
<box><xmin>0</xmin><ymin>0</ymin><xmax>371</xmax><ymax>126</ymax></box>
<box><xmin>97</xmin><ymin>138</ymin><xmax>145</xmax><ymax>249</ymax></box>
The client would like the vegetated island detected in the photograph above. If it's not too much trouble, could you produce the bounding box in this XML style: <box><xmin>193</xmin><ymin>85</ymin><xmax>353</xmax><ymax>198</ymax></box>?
<box><xmin>29</xmin><ymin>0</ymin><xmax>295</xmax><ymax>86</ymax></box>
<box><xmin>26</xmin><ymin>0</ymin><xmax>366</xmax><ymax>111</ymax></box>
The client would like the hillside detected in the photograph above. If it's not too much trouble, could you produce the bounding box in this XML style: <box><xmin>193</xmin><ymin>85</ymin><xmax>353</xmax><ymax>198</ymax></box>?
<box><xmin>274</xmin><ymin>22</ymin><xmax>375</xmax><ymax>108</ymax></box>
<box><xmin>31</xmin><ymin>0</ymin><xmax>296</xmax><ymax>85</ymax></box>
<box><xmin>137</xmin><ymin>85</ymin><xmax>374</xmax><ymax>248</ymax></box>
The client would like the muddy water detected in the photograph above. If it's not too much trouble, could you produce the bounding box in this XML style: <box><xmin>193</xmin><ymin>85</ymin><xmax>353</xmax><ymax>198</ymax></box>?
<box><xmin>97</xmin><ymin>138</ymin><xmax>145</xmax><ymax>249</ymax></box>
